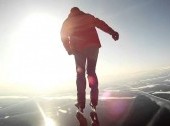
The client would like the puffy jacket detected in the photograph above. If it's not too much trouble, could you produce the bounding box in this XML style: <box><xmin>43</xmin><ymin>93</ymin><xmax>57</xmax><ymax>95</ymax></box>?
<box><xmin>60</xmin><ymin>10</ymin><xmax>115</xmax><ymax>52</ymax></box>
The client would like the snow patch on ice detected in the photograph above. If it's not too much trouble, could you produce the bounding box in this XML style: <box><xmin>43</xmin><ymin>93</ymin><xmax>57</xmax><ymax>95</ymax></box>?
<box><xmin>165</xmin><ymin>79</ymin><xmax>170</xmax><ymax>82</ymax></box>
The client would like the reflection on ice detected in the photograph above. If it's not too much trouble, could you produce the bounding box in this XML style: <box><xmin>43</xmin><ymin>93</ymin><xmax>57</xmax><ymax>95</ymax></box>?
<box><xmin>4</xmin><ymin>116</ymin><xmax>10</xmax><ymax>119</ymax></box>
<box><xmin>42</xmin><ymin>95</ymin><xmax>76</xmax><ymax>100</ymax></box>
<box><xmin>45</xmin><ymin>117</ymin><xmax>56</xmax><ymax>126</ymax></box>
<box><xmin>0</xmin><ymin>96</ymin><xmax>29</xmax><ymax>99</ymax></box>
<box><xmin>153</xmin><ymin>91</ymin><xmax>170</xmax><ymax>94</ymax></box>
<box><xmin>131</xmin><ymin>84</ymin><xmax>159</xmax><ymax>90</ymax></box>
<box><xmin>165</xmin><ymin>79</ymin><xmax>170</xmax><ymax>82</ymax></box>
<box><xmin>58</xmin><ymin>109</ymin><xmax>67</xmax><ymax>114</ymax></box>
<box><xmin>36</xmin><ymin>102</ymin><xmax>58</xmax><ymax>126</ymax></box>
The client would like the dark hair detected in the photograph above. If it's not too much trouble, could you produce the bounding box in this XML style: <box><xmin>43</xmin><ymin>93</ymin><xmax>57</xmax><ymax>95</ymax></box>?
<box><xmin>70</xmin><ymin>7</ymin><xmax>80</xmax><ymax>13</ymax></box>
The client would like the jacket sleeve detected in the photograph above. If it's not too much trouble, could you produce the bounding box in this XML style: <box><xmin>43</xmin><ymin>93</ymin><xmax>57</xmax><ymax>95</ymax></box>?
<box><xmin>60</xmin><ymin>21</ymin><xmax>71</xmax><ymax>52</ymax></box>
<box><xmin>94</xmin><ymin>17</ymin><xmax>115</xmax><ymax>35</ymax></box>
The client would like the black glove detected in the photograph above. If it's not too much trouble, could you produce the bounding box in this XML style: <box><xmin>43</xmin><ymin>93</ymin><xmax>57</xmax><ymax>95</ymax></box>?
<box><xmin>67</xmin><ymin>48</ymin><xmax>77</xmax><ymax>55</ymax></box>
<box><xmin>112</xmin><ymin>31</ymin><xmax>119</xmax><ymax>41</ymax></box>
<box><xmin>67</xmin><ymin>50</ymin><xmax>73</xmax><ymax>55</ymax></box>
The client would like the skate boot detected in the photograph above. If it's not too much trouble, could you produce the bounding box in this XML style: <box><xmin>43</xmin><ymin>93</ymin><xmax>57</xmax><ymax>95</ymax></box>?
<box><xmin>90</xmin><ymin>102</ymin><xmax>96</xmax><ymax>112</ymax></box>
<box><xmin>75</xmin><ymin>102</ymin><xmax>84</xmax><ymax>113</ymax></box>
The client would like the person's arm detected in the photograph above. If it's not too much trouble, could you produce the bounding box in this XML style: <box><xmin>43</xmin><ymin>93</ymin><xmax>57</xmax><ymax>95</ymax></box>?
<box><xmin>60</xmin><ymin>21</ymin><xmax>73</xmax><ymax>55</ymax></box>
<box><xmin>94</xmin><ymin>17</ymin><xmax>119</xmax><ymax>41</ymax></box>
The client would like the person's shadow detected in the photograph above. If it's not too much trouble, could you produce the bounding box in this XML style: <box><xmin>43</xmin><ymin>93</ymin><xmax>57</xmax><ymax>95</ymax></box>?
<box><xmin>76</xmin><ymin>111</ymin><xmax>100</xmax><ymax>126</ymax></box>
<box><xmin>90</xmin><ymin>111</ymin><xmax>100</xmax><ymax>126</ymax></box>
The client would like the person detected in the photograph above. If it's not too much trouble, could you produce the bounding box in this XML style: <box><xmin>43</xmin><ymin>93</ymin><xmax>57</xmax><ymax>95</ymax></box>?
<box><xmin>60</xmin><ymin>7</ymin><xmax>119</xmax><ymax>113</ymax></box>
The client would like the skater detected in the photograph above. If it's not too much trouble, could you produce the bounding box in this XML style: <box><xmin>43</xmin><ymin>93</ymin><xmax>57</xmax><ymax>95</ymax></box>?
<box><xmin>60</xmin><ymin>7</ymin><xmax>119</xmax><ymax>113</ymax></box>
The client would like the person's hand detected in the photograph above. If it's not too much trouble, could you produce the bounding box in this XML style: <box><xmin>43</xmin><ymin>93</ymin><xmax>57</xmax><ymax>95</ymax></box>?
<box><xmin>112</xmin><ymin>31</ymin><xmax>119</xmax><ymax>41</ymax></box>
<box><xmin>67</xmin><ymin>50</ymin><xmax>73</xmax><ymax>55</ymax></box>
<box><xmin>67</xmin><ymin>48</ymin><xmax>77</xmax><ymax>55</ymax></box>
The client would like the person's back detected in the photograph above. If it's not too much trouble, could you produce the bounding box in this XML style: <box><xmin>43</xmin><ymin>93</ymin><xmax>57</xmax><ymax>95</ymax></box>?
<box><xmin>61</xmin><ymin>7</ymin><xmax>119</xmax><ymax>54</ymax></box>
<box><xmin>61</xmin><ymin>8</ymin><xmax>101</xmax><ymax>52</ymax></box>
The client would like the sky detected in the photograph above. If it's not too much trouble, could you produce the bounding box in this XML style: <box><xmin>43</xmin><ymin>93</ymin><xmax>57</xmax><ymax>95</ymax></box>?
<box><xmin>0</xmin><ymin>0</ymin><xmax>170</xmax><ymax>95</ymax></box>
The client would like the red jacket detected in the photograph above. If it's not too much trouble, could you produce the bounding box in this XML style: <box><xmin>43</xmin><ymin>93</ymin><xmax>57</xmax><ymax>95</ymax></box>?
<box><xmin>60</xmin><ymin>10</ymin><xmax>115</xmax><ymax>52</ymax></box>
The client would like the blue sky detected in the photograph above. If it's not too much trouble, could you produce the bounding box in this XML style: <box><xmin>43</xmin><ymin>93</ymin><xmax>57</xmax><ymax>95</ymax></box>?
<box><xmin>0</xmin><ymin>0</ymin><xmax>170</xmax><ymax>94</ymax></box>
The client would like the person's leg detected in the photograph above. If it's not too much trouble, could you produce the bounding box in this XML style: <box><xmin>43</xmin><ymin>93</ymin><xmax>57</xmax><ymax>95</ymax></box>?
<box><xmin>74</xmin><ymin>52</ymin><xmax>86</xmax><ymax>110</ymax></box>
<box><xmin>86</xmin><ymin>47</ymin><xmax>99</xmax><ymax>107</ymax></box>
